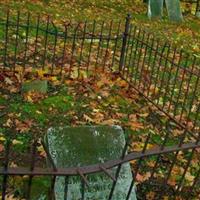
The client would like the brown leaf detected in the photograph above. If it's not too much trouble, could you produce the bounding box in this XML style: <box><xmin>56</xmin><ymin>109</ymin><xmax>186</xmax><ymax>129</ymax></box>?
<box><xmin>83</xmin><ymin>114</ymin><xmax>94</xmax><ymax>123</ymax></box>
<box><xmin>128</xmin><ymin>121</ymin><xmax>144</xmax><ymax>130</ymax></box>
<box><xmin>15</xmin><ymin>119</ymin><xmax>33</xmax><ymax>133</ymax></box>
<box><xmin>102</xmin><ymin>119</ymin><xmax>120</xmax><ymax>125</ymax></box>
<box><xmin>146</xmin><ymin>191</ymin><xmax>156</xmax><ymax>200</ymax></box>
<box><xmin>136</xmin><ymin>172</ymin><xmax>151</xmax><ymax>182</ymax></box>
<box><xmin>0</xmin><ymin>144</ymin><xmax>4</xmax><ymax>153</ymax></box>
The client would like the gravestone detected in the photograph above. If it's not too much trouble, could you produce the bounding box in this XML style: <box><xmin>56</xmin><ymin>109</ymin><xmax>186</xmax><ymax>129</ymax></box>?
<box><xmin>165</xmin><ymin>0</ymin><xmax>183</xmax><ymax>22</ymax></box>
<box><xmin>22</xmin><ymin>80</ymin><xmax>48</xmax><ymax>93</ymax></box>
<box><xmin>148</xmin><ymin>0</ymin><xmax>164</xmax><ymax>19</ymax></box>
<box><xmin>44</xmin><ymin>125</ymin><xmax>137</xmax><ymax>200</ymax></box>
<box><xmin>197</xmin><ymin>11</ymin><xmax>200</xmax><ymax>18</ymax></box>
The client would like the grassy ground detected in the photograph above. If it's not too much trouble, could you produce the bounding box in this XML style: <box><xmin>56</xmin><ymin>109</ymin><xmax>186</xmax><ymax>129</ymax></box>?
<box><xmin>0</xmin><ymin>0</ymin><xmax>199</xmax><ymax>56</ymax></box>
<box><xmin>0</xmin><ymin>1</ymin><xmax>200</xmax><ymax>199</ymax></box>
<box><xmin>0</xmin><ymin>68</ymin><xmax>197</xmax><ymax>199</ymax></box>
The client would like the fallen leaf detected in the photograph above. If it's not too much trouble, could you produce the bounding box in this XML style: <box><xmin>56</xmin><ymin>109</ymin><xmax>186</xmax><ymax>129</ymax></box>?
<box><xmin>0</xmin><ymin>144</ymin><xmax>4</xmax><ymax>152</ymax></box>
<box><xmin>102</xmin><ymin>119</ymin><xmax>121</xmax><ymax>125</ymax></box>
<box><xmin>136</xmin><ymin>172</ymin><xmax>151</xmax><ymax>182</ymax></box>
<box><xmin>83</xmin><ymin>114</ymin><xmax>94</xmax><ymax>123</ymax></box>
<box><xmin>4</xmin><ymin>77</ymin><xmax>13</xmax><ymax>85</ymax></box>
<box><xmin>12</xmin><ymin>139</ymin><xmax>23</xmax><ymax>145</ymax></box>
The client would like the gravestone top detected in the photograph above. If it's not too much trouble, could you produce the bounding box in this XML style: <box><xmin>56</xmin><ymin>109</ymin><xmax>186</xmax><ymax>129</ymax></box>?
<box><xmin>43</xmin><ymin>125</ymin><xmax>137</xmax><ymax>200</ymax></box>
<box><xmin>45</xmin><ymin>125</ymin><xmax>125</xmax><ymax>167</ymax></box>
<box><xmin>21</xmin><ymin>79</ymin><xmax>48</xmax><ymax>93</ymax></box>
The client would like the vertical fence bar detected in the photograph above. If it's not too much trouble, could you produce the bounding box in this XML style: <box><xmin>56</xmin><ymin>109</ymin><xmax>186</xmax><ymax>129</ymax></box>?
<box><xmin>60</xmin><ymin>24</ymin><xmax>68</xmax><ymax>76</ymax></box>
<box><xmin>81</xmin><ymin>179</ymin><xmax>85</xmax><ymax>200</ymax></box>
<box><xmin>51</xmin><ymin>21</ymin><xmax>58</xmax><ymax>75</ymax></box>
<box><xmin>187</xmin><ymin>167</ymin><xmax>200</xmax><ymax>197</ymax></box>
<box><xmin>33</xmin><ymin>14</ymin><xmax>40</xmax><ymax>67</ymax></box>
<box><xmin>149</xmin><ymin>128</ymin><xmax>171</xmax><ymax>179</ymax></box>
<box><xmin>86</xmin><ymin>20</ymin><xmax>96</xmax><ymax>75</ymax></box>
<box><xmin>69</xmin><ymin>23</ymin><xmax>79</xmax><ymax>78</ymax></box>
<box><xmin>13</xmin><ymin>11</ymin><xmax>20</xmax><ymax>72</ymax></box>
<box><xmin>78</xmin><ymin>21</ymin><xmax>87</xmax><ymax>78</ymax></box>
<box><xmin>23</xmin><ymin>12</ymin><xmax>30</xmax><ymax>72</ymax></box>
<box><xmin>1</xmin><ymin>139</ymin><xmax>11</xmax><ymax>200</ymax></box>
<box><xmin>184</xmin><ymin>70</ymin><xmax>200</xmax><ymax>127</ymax></box>
<box><xmin>126</xmin><ymin>133</ymin><xmax>151</xmax><ymax>200</ymax></box>
<box><xmin>108</xmin><ymin>141</ymin><xmax>129</xmax><ymax>200</ymax></box>
<box><xmin>161</xmin><ymin>47</ymin><xmax>177</xmax><ymax>109</ymax></box>
<box><xmin>111</xmin><ymin>21</ymin><xmax>121</xmax><ymax>70</ymax></box>
<box><xmin>146</xmin><ymin>39</ymin><xmax>160</xmax><ymax>97</ymax></box>
<box><xmin>126</xmin><ymin>26</ymin><xmax>137</xmax><ymax>80</ymax></box>
<box><xmin>174</xmin><ymin>104</ymin><xmax>200</xmax><ymax>197</ymax></box>
<box><xmin>138</xmin><ymin>32</ymin><xmax>150</xmax><ymax>88</ymax></box>
<box><xmin>167</xmin><ymin>49</ymin><xmax>183</xmax><ymax>113</ymax></box>
<box><xmin>3</xmin><ymin>10</ymin><xmax>9</xmax><ymax>69</ymax></box>
<box><xmin>27</xmin><ymin>141</ymin><xmax>37</xmax><ymax>200</ymax></box>
<box><xmin>95</xmin><ymin>21</ymin><xmax>104</xmax><ymax>71</ymax></box>
<box><xmin>196</xmin><ymin>0</ymin><xmax>200</xmax><ymax>15</ymax></box>
<box><xmin>123</xmin><ymin>24</ymin><xmax>133</xmax><ymax>76</ymax></box>
<box><xmin>133</xmin><ymin>30</ymin><xmax>145</xmax><ymax>84</ymax></box>
<box><xmin>64</xmin><ymin>176</ymin><xmax>69</xmax><ymax>200</ymax></box>
<box><xmin>130</xmin><ymin>28</ymin><xmax>141</xmax><ymax>82</ymax></box>
<box><xmin>142</xmin><ymin>36</ymin><xmax>155</xmax><ymax>92</ymax></box>
<box><xmin>49</xmin><ymin>176</ymin><xmax>56</xmax><ymax>200</ymax></box>
<box><xmin>179</xmin><ymin>56</ymin><xmax>196</xmax><ymax>122</ymax></box>
<box><xmin>173</xmin><ymin>54</ymin><xmax>189</xmax><ymax>118</ymax></box>
<box><xmin>43</xmin><ymin>15</ymin><xmax>50</xmax><ymax>70</ymax></box>
<box><xmin>103</xmin><ymin>20</ymin><xmax>113</xmax><ymax>71</ymax></box>
<box><xmin>119</xmin><ymin>14</ymin><xmax>131</xmax><ymax>72</ymax></box>
<box><xmin>156</xmin><ymin>44</ymin><xmax>171</xmax><ymax>105</ymax></box>
<box><xmin>152</xmin><ymin>42</ymin><xmax>168</xmax><ymax>96</ymax></box>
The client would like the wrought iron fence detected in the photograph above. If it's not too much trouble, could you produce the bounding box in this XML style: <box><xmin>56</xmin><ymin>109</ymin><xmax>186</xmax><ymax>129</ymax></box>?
<box><xmin>0</xmin><ymin>11</ymin><xmax>200</xmax><ymax>199</ymax></box>
<box><xmin>181</xmin><ymin>0</ymin><xmax>200</xmax><ymax>15</ymax></box>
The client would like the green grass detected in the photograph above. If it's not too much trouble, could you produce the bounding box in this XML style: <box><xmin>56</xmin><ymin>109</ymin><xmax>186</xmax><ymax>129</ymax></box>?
<box><xmin>0</xmin><ymin>0</ymin><xmax>199</xmax><ymax>55</ymax></box>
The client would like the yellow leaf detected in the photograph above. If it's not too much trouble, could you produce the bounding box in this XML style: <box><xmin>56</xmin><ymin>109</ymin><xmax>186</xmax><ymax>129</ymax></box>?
<box><xmin>12</xmin><ymin>139</ymin><xmax>23</xmax><ymax>145</ymax></box>
<box><xmin>50</xmin><ymin>76</ymin><xmax>57</xmax><ymax>81</ymax></box>
<box><xmin>36</xmin><ymin>110</ymin><xmax>42</xmax><ymax>114</ymax></box>
<box><xmin>0</xmin><ymin>136</ymin><xmax>6</xmax><ymax>142</ymax></box>
<box><xmin>5</xmin><ymin>118</ymin><xmax>13</xmax><ymax>127</ymax></box>
<box><xmin>185</xmin><ymin>171</ymin><xmax>194</xmax><ymax>183</ymax></box>
<box><xmin>37</xmin><ymin>69</ymin><xmax>48</xmax><ymax>78</ymax></box>
<box><xmin>26</xmin><ymin>95</ymin><xmax>33</xmax><ymax>103</ymax></box>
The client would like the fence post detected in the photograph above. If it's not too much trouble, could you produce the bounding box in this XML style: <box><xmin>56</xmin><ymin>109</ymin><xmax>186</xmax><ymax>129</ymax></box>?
<box><xmin>119</xmin><ymin>14</ymin><xmax>131</xmax><ymax>72</ymax></box>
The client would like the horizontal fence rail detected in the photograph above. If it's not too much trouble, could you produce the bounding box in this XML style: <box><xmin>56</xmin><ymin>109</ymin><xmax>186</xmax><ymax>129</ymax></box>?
<box><xmin>0</xmin><ymin>11</ymin><xmax>200</xmax><ymax>199</ymax></box>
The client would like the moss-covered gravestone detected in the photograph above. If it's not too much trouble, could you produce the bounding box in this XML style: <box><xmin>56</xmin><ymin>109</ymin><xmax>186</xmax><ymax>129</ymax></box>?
<box><xmin>22</xmin><ymin>80</ymin><xmax>48</xmax><ymax>93</ymax></box>
<box><xmin>148</xmin><ymin>0</ymin><xmax>164</xmax><ymax>19</ymax></box>
<box><xmin>165</xmin><ymin>0</ymin><xmax>183</xmax><ymax>22</ymax></box>
<box><xmin>44</xmin><ymin>126</ymin><xmax>137</xmax><ymax>200</ymax></box>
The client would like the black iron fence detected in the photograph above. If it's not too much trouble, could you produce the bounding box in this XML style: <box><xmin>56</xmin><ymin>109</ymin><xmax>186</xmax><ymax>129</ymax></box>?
<box><xmin>0</xmin><ymin>11</ymin><xmax>200</xmax><ymax>199</ymax></box>
<box><xmin>181</xmin><ymin>0</ymin><xmax>200</xmax><ymax>15</ymax></box>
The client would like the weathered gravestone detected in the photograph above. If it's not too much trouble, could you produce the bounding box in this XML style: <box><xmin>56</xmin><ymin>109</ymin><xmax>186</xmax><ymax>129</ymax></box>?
<box><xmin>148</xmin><ymin>0</ymin><xmax>183</xmax><ymax>22</ymax></box>
<box><xmin>165</xmin><ymin>0</ymin><xmax>183</xmax><ymax>22</ymax></box>
<box><xmin>148</xmin><ymin>0</ymin><xmax>164</xmax><ymax>19</ymax></box>
<box><xmin>21</xmin><ymin>80</ymin><xmax>48</xmax><ymax>94</ymax></box>
<box><xmin>44</xmin><ymin>125</ymin><xmax>137</xmax><ymax>200</ymax></box>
